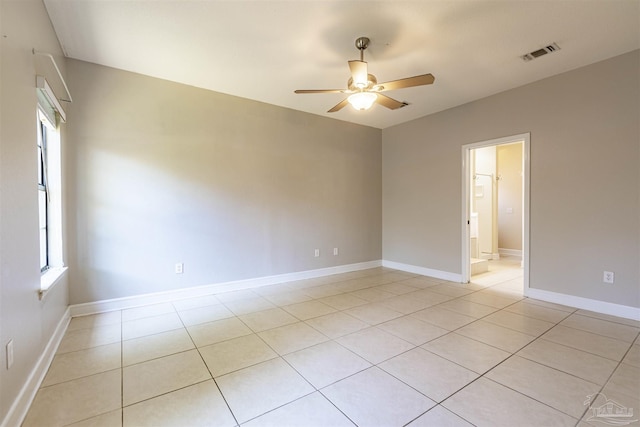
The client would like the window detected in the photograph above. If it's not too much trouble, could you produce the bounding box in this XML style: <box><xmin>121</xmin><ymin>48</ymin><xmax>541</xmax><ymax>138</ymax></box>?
<box><xmin>37</xmin><ymin>108</ymin><xmax>65</xmax><ymax>294</ymax></box>
<box><xmin>35</xmin><ymin>74</ymin><xmax>68</xmax><ymax>296</ymax></box>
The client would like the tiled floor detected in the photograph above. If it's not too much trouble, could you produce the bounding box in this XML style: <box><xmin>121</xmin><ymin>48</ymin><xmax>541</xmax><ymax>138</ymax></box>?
<box><xmin>23</xmin><ymin>261</ymin><xmax>640</xmax><ymax>427</ymax></box>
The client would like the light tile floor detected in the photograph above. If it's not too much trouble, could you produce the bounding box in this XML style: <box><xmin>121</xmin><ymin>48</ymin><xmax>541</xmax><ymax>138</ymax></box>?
<box><xmin>23</xmin><ymin>261</ymin><xmax>640</xmax><ymax>427</ymax></box>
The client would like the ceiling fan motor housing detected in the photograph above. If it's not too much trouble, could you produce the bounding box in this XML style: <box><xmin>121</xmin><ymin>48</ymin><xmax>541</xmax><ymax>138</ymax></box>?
<box><xmin>347</xmin><ymin>74</ymin><xmax>378</xmax><ymax>92</ymax></box>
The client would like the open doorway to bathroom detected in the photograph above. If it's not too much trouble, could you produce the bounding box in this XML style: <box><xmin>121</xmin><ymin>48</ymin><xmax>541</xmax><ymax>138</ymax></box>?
<box><xmin>461</xmin><ymin>133</ymin><xmax>530</xmax><ymax>294</ymax></box>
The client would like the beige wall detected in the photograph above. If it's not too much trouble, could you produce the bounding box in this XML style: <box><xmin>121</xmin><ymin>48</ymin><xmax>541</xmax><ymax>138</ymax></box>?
<box><xmin>497</xmin><ymin>143</ymin><xmax>523</xmax><ymax>251</ymax></box>
<box><xmin>383</xmin><ymin>50</ymin><xmax>639</xmax><ymax>308</ymax></box>
<box><xmin>0</xmin><ymin>0</ymin><xmax>70</xmax><ymax>423</ymax></box>
<box><xmin>65</xmin><ymin>59</ymin><xmax>382</xmax><ymax>304</ymax></box>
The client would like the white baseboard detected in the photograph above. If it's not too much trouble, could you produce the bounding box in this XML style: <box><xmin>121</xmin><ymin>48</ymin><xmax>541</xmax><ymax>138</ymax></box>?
<box><xmin>526</xmin><ymin>288</ymin><xmax>640</xmax><ymax>321</ymax></box>
<box><xmin>499</xmin><ymin>248</ymin><xmax>522</xmax><ymax>257</ymax></box>
<box><xmin>70</xmin><ymin>260</ymin><xmax>383</xmax><ymax>317</ymax></box>
<box><xmin>1</xmin><ymin>308</ymin><xmax>71</xmax><ymax>427</ymax></box>
<box><xmin>381</xmin><ymin>260</ymin><xmax>462</xmax><ymax>283</ymax></box>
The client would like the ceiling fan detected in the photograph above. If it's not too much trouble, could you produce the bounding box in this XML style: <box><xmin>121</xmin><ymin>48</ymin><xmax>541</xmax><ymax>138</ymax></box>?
<box><xmin>295</xmin><ymin>36</ymin><xmax>435</xmax><ymax>113</ymax></box>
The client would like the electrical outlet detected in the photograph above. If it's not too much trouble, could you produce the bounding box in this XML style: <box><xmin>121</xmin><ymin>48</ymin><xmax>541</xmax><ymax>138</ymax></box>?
<box><xmin>6</xmin><ymin>340</ymin><xmax>14</xmax><ymax>369</ymax></box>
<box><xmin>603</xmin><ymin>271</ymin><xmax>614</xmax><ymax>284</ymax></box>
<box><xmin>175</xmin><ymin>263</ymin><xmax>184</xmax><ymax>274</ymax></box>
<box><xmin>333</xmin><ymin>247</ymin><xmax>339</xmax><ymax>256</ymax></box>
<box><xmin>314</xmin><ymin>249</ymin><xmax>320</xmax><ymax>257</ymax></box>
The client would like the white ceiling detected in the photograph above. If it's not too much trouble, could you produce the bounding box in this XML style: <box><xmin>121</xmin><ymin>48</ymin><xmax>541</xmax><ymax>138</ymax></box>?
<box><xmin>43</xmin><ymin>0</ymin><xmax>639</xmax><ymax>129</ymax></box>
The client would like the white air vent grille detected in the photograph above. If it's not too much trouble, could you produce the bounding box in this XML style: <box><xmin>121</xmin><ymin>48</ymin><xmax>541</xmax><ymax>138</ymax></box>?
<box><xmin>521</xmin><ymin>43</ymin><xmax>561</xmax><ymax>62</ymax></box>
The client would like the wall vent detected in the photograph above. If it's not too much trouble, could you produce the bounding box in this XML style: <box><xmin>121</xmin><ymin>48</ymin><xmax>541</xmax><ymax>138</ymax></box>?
<box><xmin>521</xmin><ymin>43</ymin><xmax>561</xmax><ymax>62</ymax></box>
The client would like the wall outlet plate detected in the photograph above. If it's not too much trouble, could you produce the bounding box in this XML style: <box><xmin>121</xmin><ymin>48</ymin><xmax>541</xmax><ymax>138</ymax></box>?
<box><xmin>603</xmin><ymin>271</ymin><xmax>614</xmax><ymax>284</ymax></box>
<box><xmin>175</xmin><ymin>263</ymin><xmax>184</xmax><ymax>274</ymax></box>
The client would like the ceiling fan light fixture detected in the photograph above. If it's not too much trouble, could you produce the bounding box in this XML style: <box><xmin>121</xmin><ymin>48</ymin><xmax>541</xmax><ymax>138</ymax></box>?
<box><xmin>348</xmin><ymin>92</ymin><xmax>377</xmax><ymax>110</ymax></box>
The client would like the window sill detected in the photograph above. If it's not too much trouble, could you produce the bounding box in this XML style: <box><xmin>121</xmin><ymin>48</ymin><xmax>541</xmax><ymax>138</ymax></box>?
<box><xmin>39</xmin><ymin>267</ymin><xmax>68</xmax><ymax>301</ymax></box>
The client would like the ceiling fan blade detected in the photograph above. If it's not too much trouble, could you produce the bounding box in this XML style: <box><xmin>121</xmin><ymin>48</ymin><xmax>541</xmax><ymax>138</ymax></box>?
<box><xmin>348</xmin><ymin>60</ymin><xmax>368</xmax><ymax>88</ymax></box>
<box><xmin>295</xmin><ymin>89</ymin><xmax>346</xmax><ymax>94</ymax></box>
<box><xmin>377</xmin><ymin>73</ymin><xmax>435</xmax><ymax>92</ymax></box>
<box><xmin>327</xmin><ymin>98</ymin><xmax>350</xmax><ymax>113</ymax></box>
<box><xmin>376</xmin><ymin>93</ymin><xmax>408</xmax><ymax>110</ymax></box>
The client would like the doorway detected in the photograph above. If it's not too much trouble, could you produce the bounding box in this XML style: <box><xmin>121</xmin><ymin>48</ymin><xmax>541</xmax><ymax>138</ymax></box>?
<box><xmin>461</xmin><ymin>133</ymin><xmax>530</xmax><ymax>294</ymax></box>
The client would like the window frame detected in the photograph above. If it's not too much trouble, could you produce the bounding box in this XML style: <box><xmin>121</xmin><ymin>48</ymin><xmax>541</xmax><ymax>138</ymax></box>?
<box><xmin>36</xmin><ymin>107</ymin><xmax>66</xmax><ymax>297</ymax></box>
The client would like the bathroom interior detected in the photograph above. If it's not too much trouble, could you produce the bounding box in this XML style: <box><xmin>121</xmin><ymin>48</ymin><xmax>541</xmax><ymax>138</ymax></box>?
<box><xmin>469</xmin><ymin>142</ymin><xmax>524</xmax><ymax>282</ymax></box>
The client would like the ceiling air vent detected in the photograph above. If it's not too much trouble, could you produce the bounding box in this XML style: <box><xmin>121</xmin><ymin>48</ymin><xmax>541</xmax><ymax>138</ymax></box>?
<box><xmin>521</xmin><ymin>43</ymin><xmax>561</xmax><ymax>62</ymax></box>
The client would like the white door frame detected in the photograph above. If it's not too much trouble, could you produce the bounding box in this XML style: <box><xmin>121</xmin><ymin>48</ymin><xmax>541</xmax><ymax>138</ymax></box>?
<box><xmin>461</xmin><ymin>133</ymin><xmax>530</xmax><ymax>294</ymax></box>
